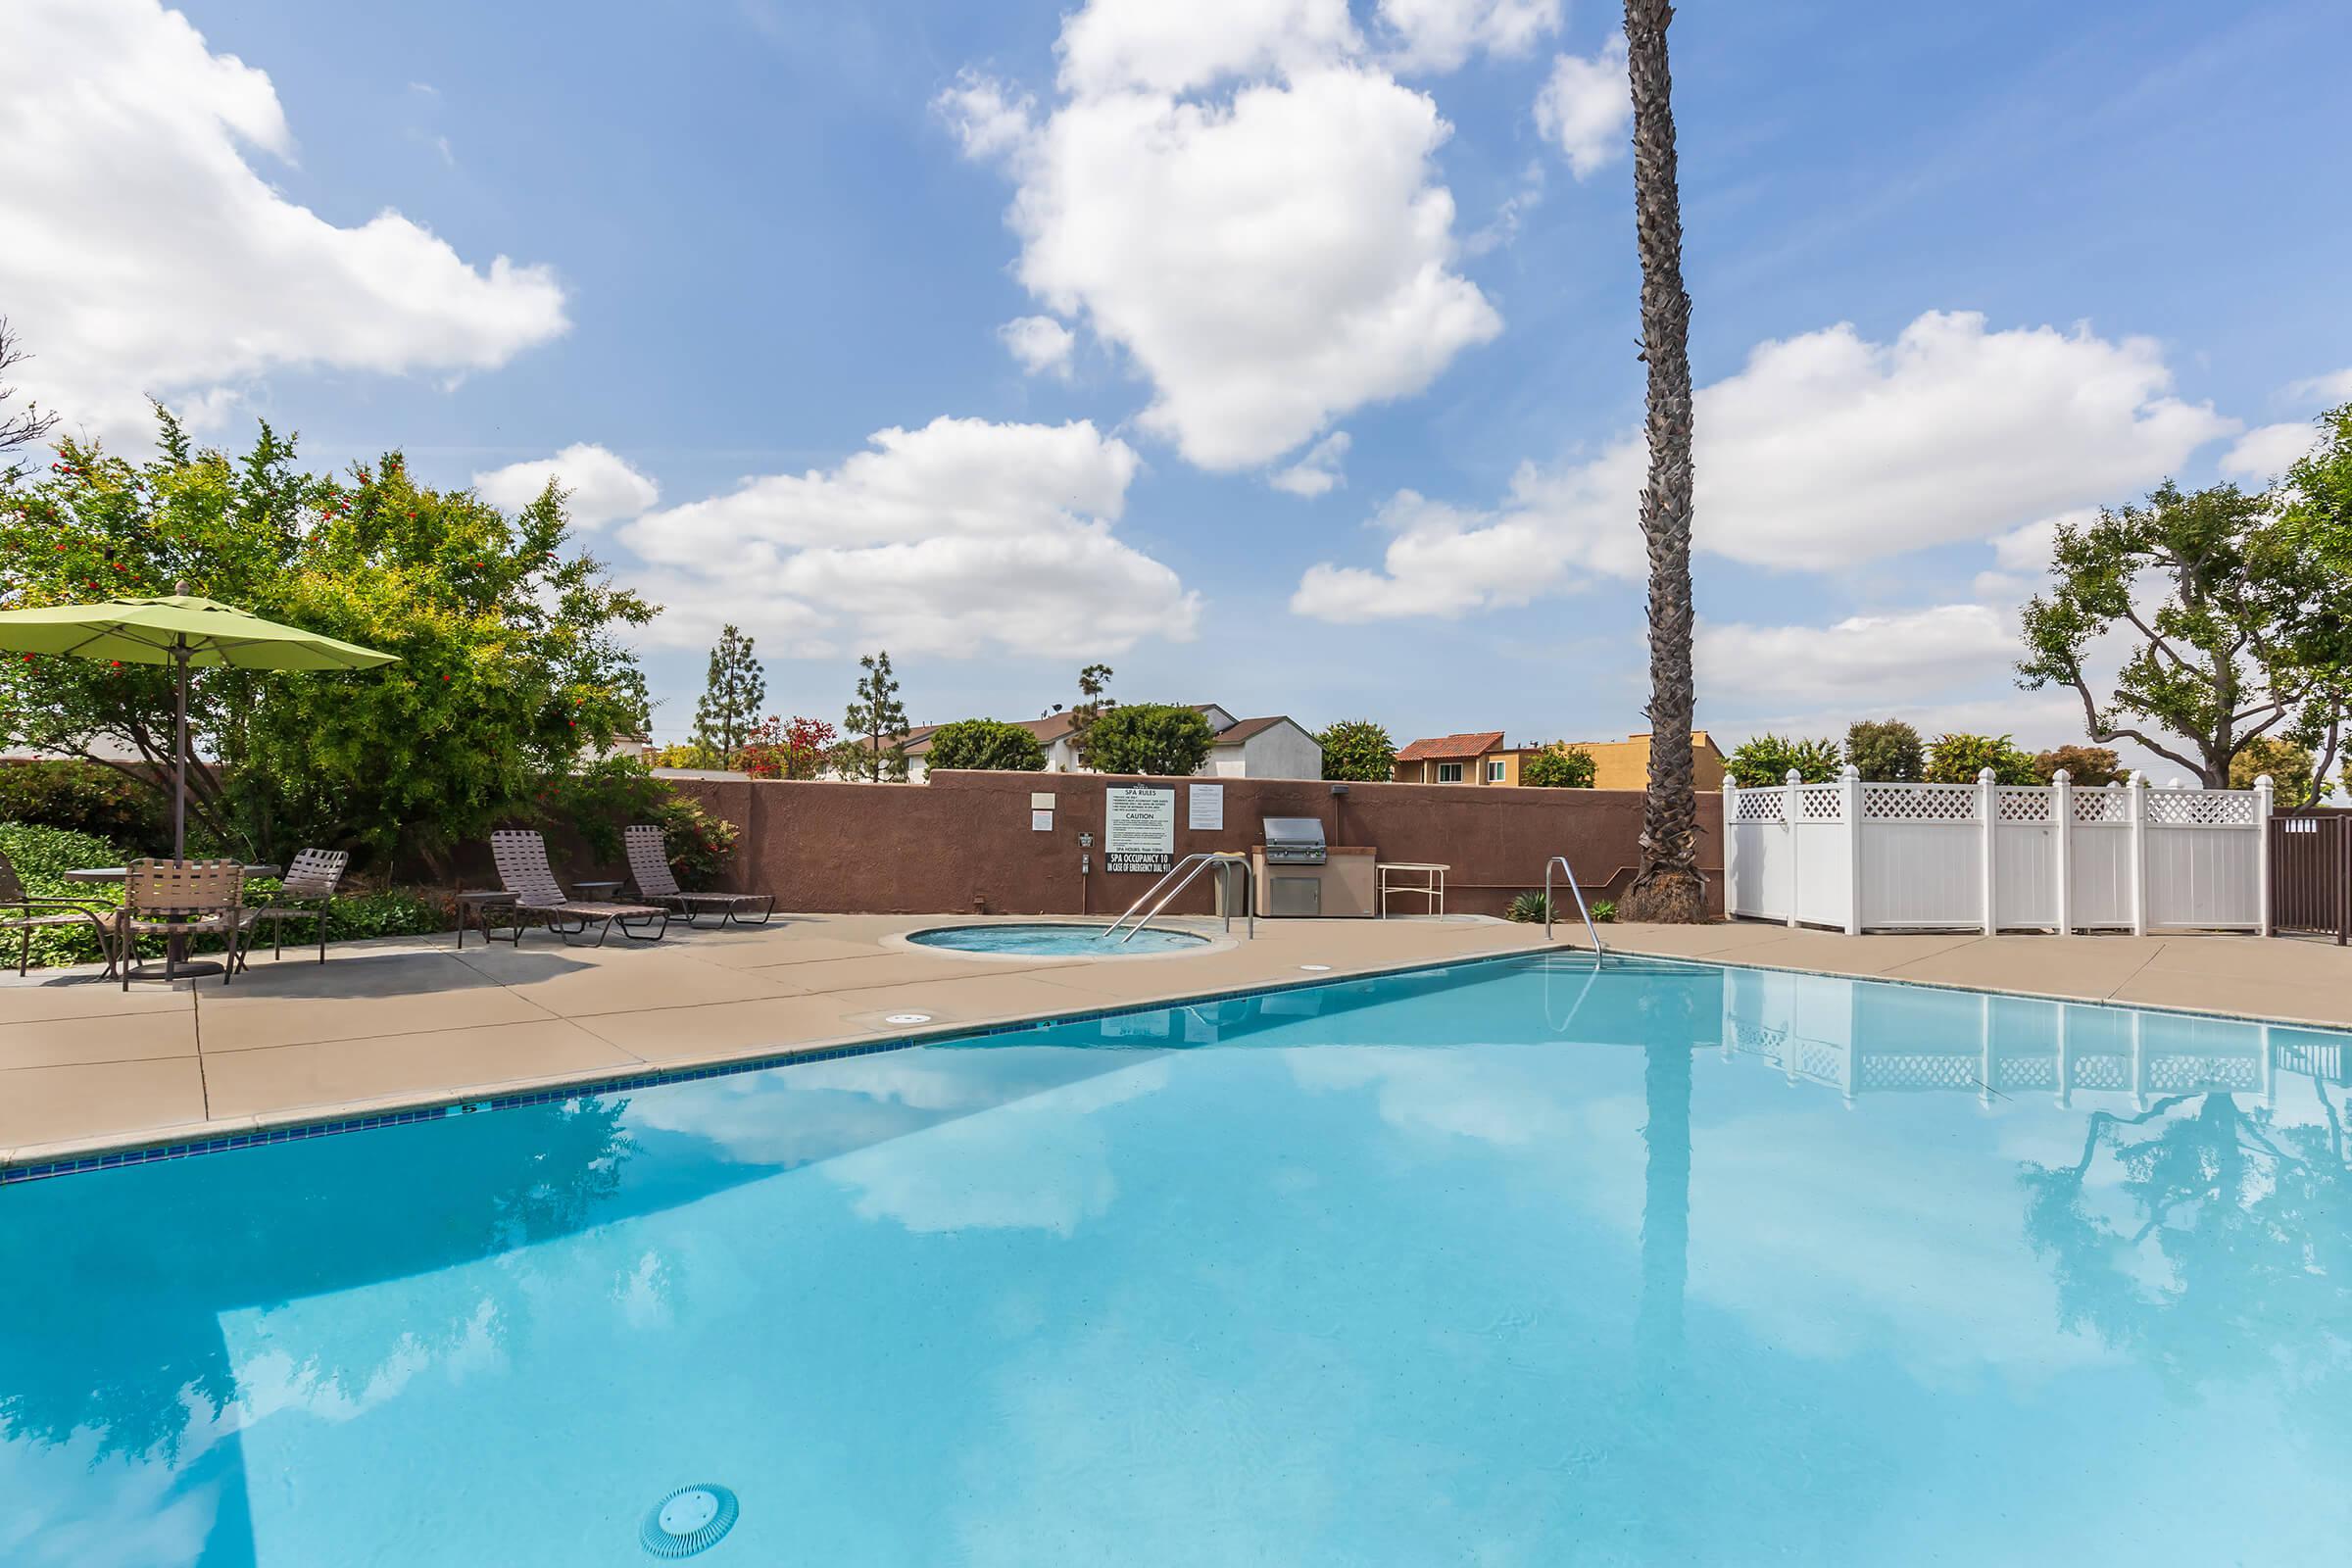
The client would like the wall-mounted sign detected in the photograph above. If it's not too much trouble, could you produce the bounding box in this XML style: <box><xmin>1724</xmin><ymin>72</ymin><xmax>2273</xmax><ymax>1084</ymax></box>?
<box><xmin>1104</xmin><ymin>786</ymin><xmax>1175</xmax><ymax>872</ymax></box>
<box><xmin>1188</xmin><ymin>783</ymin><xmax>1225</xmax><ymax>831</ymax></box>
<box><xmin>1031</xmin><ymin>808</ymin><xmax>1054</xmax><ymax>832</ymax></box>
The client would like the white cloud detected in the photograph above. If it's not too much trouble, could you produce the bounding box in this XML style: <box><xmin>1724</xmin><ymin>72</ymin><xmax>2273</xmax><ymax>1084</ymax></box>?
<box><xmin>471</xmin><ymin>443</ymin><xmax>658</xmax><ymax>527</ymax></box>
<box><xmin>998</xmin><ymin>315</ymin><xmax>1076</xmax><ymax>378</ymax></box>
<box><xmin>1696</xmin><ymin>605</ymin><xmax>2016</xmax><ymax>709</ymax></box>
<box><xmin>619</xmin><ymin>416</ymin><xmax>1198</xmax><ymax>657</ymax></box>
<box><xmin>1269</xmin><ymin>430</ymin><xmax>1351</xmax><ymax>497</ymax></box>
<box><xmin>2220</xmin><ymin>419</ymin><xmax>2319</xmax><ymax>479</ymax></box>
<box><xmin>1534</xmin><ymin>39</ymin><xmax>1631</xmax><ymax>177</ymax></box>
<box><xmin>941</xmin><ymin>3</ymin><xmax>1502</xmax><ymax>470</ymax></box>
<box><xmin>1378</xmin><ymin>0</ymin><xmax>1561</xmax><ymax>72</ymax></box>
<box><xmin>0</xmin><ymin>0</ymin><xmax>567</xmax><ymax>444</ymax></box>
<box><xmin>1294</xmin><ymin>312</ymin><xmax>2235</xmax><ymax>618</ymax></box>
<box><xmin>2286</xmin><ymin>367</ymin><xmax>2352</xmax><ymax>403</ymax></box>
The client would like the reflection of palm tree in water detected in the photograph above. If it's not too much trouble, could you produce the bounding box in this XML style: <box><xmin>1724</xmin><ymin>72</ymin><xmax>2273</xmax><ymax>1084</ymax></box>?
<box><xmin>1638</xmin><ymin>1033</ymin><xmax>1692</xmax><ymax>1380</ymax></box>
<box><xmin>2022</xmin><ymin>1083</ymin><xmax>2351</xmax><ymax>1410</ymax></box>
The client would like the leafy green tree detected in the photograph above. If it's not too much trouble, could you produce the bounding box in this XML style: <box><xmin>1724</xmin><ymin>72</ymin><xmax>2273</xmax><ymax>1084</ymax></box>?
<box><xmin>925</xmin><ymin>717</ymin><xmax>1047</xmax><ymax>771</ymax></box>
<box><xmin>1843</xmin><ymin>719</ymin><xmax>1923</xmax><ymax>782</ymax></box>
<box><xmin>1317</xmin><ymin>718</ymin><xmax>1396</xmax><ymax>781</ymax></box>
<box><xmin>2032</xmin><ymin>744</ymin><xmax>2125</xmax><ymax>786</ymax></box>
<box><xmin>2272</xmin><ymin>404</ymin><xmax>2352</xmax><ymax>802</ymax></box>
<box><xmin>0</xmin><ymin>413</ymin><xmax>654</xmax><ymax>870</ymax></box>
<box><xmin>1521</xmin><ymin>744</ymin><xmax>1597</xmax><ymax>788</ymax></box>
<box><xmin>691</xmin><ymin>624</ymin><xmax>764</xmax><ymax>764</ymax></box>
<box><xmin>2018</xmin><ymin>480</ymin><xmax>2335</xmax><ymax>787</ymax></box>
<box><xmin>1082</xmin><ymin>703</ymin><xmax>1213</xmax><ymax>777</ymax></box>
<box><xmin>2229</xmin><ymin>735</ymin><xmax>2321</xmax><ymax>800</ymax></box>
<box><xmin>840</xmin><ymin>650</ymin><xmax>908</xmax><ymax>782</ymax></box>
<box><xmin>1724</xmin><ymin>734</ymin><xmax>1840</xmax><ymax>786</ymax></box>
<box><xmin>1924</xmin><ymin>732</ymin><xmax>2038</xmax><ymax>784</ymax></box>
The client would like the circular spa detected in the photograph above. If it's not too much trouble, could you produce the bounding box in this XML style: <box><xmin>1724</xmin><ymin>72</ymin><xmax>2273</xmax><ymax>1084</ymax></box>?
<box><xmin>906</xmin><ymin>921</ymin><xmax>1212</xmax><ymax>957</ymax></box>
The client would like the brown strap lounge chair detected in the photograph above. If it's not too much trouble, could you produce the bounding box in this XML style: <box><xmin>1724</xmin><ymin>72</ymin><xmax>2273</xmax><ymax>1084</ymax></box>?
<box><xmin>0</xmin><ymin>847</ymin><xmax>120</xmax><ymax>978</ymax></box>
<box><xmin>244</xmin><ymin>848</ymin><xmax>350</xmax><ymax>964</ymax></box>
<box><xmin>117</xmin><ymin>858</ymin><xmax>254</xmax><ymax>988</ymax></box>
<box><xmin>490</xmin><ymin>830</ymin><xmax>669</xmax><ymax>947</ymax></box>
<box><xmin>623</xmin><ymin>824</ymin><xmax>774</xmax><ymax>927</ymax></box>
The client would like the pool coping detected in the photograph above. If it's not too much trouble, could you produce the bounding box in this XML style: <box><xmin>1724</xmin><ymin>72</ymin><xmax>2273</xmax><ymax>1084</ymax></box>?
<box><xmin>9</xmin><ymin>935</ymin><xmax>2346</xmax><ymax>1187</ymax></box>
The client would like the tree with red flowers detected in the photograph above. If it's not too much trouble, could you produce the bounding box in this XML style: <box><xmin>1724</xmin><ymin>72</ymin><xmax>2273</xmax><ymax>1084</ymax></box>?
<box><xmin>737</xmin><ymin>715</ymin><xmax>836</xmax><ymax>780</ymax></box>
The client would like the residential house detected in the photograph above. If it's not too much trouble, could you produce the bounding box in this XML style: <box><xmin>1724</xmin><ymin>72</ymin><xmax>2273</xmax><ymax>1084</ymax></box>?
<box><xmin>1393</xmin><ymin>729</ymin><xmax>1726</xmax><ymax>790</ymax></box>
<box><xmin>903</xmin><ymin>704</ymin><xmax>1322</xmax><ymax>781</ymax></box>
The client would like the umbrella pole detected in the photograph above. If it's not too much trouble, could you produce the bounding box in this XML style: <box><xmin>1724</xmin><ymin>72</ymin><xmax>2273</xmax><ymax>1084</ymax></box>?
<box><xmin>173</xmin><ymin>639</ymin><xmax>188</xmax><ymax>860</ymax></box>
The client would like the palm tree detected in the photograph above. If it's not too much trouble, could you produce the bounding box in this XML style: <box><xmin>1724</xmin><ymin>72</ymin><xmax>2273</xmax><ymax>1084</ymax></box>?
<box><xmin>1618</xmin><ymin>0</ymin><xmax>1705</xmax><ymax>924</ymax></box>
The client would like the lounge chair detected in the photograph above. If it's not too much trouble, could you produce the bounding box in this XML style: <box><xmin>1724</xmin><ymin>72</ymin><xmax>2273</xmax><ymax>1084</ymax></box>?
<box><xmin>490</xmin><ymin>830</ymin><xmax>669</xmax><ymax>947</ymax></box>
<box><xmin>116</xmin><ymin>859</ymin><xmax>253</xmax><ymax>988</ymax></box>
<box><xmin>623</xmin><ymin>824</ymin><xmax>774</xmax><ymax>927</ymax></box>
<box><xmin>244</xmin><ymin>848</ymin><xmax>350</xmax><ymax>964</ymax></box>
<box><xmin>0</xmin><ymin>847</ymin><xmax>119</xmax><ymax>978</ymax></box>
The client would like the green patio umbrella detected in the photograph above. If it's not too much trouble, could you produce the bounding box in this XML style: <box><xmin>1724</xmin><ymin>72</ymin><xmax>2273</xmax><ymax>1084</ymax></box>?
<box><xmin>0</xmin><ymin>585</ymin><xmax>398</xmax><ymax>858</ymax></box>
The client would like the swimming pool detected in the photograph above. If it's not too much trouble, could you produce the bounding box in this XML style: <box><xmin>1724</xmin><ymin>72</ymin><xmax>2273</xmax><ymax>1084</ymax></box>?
<box><xmin>5</xmin><ymin>953</ymin><xmax>2347</xmax><ymax>1564</ymax></box>
<box><xmin>906</xmin><ymin>921</ymin><xmax>1211</xmax><ymax>956</ymax></box>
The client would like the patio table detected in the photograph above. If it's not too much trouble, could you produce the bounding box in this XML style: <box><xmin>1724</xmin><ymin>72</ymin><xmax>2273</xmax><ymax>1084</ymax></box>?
<box><xmin>64</xmin><ymin>863</ymin><xmax>280</xmax><ymax>979</ymax></box>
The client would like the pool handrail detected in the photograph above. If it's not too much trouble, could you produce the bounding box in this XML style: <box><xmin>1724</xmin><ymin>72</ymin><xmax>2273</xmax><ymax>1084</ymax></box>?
<box><xmin>1543</xmin><ymin>855</ymin><xmax>1605</xmax><ymax>958</ymax></box>
<box><xmin>1107</xmin><ymin>852</ymin><xmax>1254</xmax><ymax>944</ymax></box>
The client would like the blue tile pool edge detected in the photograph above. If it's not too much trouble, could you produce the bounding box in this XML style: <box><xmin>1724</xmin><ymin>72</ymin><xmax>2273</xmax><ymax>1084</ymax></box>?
<box><xmin>0</xmin><ymin>942</ymin><xmax>1561</xmax><ymax>1187</ymax></box>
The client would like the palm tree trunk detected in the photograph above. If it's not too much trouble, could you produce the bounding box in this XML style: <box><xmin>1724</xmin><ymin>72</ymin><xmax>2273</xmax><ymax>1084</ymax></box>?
<box><xmin>1618</xmin><ymin>0</ymin><xmax>1706</xmax><ymax>925</ymax></box>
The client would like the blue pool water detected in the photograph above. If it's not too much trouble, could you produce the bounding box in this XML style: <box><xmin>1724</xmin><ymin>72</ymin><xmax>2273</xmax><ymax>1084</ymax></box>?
<box><xmin>906</xmin><ymin>921</ymin><xmax>1210</xmax><ymax>956</ymax></box>
<box><xmin>5</xmin><ymin>954</ymin><xmax>2349</xmax><ymax>1565</ymax></box>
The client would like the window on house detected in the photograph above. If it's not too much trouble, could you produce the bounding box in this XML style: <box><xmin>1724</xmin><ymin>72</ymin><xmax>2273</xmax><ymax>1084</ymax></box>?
<box><xmin>1487</xmin><ymin>760</ymin><xmax>1506</xmax><ymax>782</ymax></box>
<box><xmin>1437</xmin><ymin>761</ymin><xmax>1464</xmax><ymax>783</ymax></box>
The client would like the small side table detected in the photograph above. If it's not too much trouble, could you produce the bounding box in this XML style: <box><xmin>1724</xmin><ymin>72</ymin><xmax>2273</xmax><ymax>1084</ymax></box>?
<box><xmin>571</xmin><ymin>879</ymin><xmax>624</xmax><ymax>901</ymax></box>
<box><xmin>1377</xmin><ymin>862</ymin><xmax>1448</xmax><ymax>918</ymax></box>
<box><xmin>454</xmin><ymin>890</ymin><xmax>520</xmax><ymax>950</ymax></box>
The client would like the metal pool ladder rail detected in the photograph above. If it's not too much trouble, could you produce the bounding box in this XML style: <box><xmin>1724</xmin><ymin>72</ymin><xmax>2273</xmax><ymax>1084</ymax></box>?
<box><xmin>1544</xmin><ymin>855</ymin><xmax>1605</xmax><ymax>957</ymax></box>
<box><xmin>1106</xmin><ymin>852</ymin><xmax>1254</xmax><ymax>944</ymax></box>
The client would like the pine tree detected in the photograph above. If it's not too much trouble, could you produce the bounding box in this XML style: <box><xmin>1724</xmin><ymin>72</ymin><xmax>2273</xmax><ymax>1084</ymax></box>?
<box><xmin>692</xmin><ymin>624</ymin><xmax>764</xmax><ymax>765</ymax></box>
<box><xmin>842</xmin><ymin>650</ymin><xmax>908</xmax><ymax>781</ymax></box>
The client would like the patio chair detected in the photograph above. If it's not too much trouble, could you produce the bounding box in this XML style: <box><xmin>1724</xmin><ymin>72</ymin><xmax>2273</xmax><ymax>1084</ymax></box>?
<box><xmin>243</xmin><ymin>848</ymin><xmax>350</xmax><ymax>965</ymax></box>
<box><xmin>623</xmin><ymin>824</ymin><xmax>774</xmax><ymax>927</ymax></box>
<box><xmin>0</xmin><ymin>846</ymin><xmax>120</xmax><ymax>979</ymax></box>
<box><xmin>489</xmin><ymin>830</ymin><xmax>669</xmax><ymax>947</ymax></box>
<box><xmin>116</xmin><ymin>858</ymin><xmax>253</xmax><ymax>989</ymax></box>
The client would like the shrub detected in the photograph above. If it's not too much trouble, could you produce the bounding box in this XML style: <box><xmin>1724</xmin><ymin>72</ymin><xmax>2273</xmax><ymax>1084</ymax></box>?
<box><xmin>738</xmin><ymin>715</ymin><xmax>836</xmax><ymax>780</ymax></box>
<box><xmin>650</xmin><ymin>741</ymin><xmax>722</xmax><ymax>769</ymax></box>
<box><xmin>1520</xmin><ymin>745</ymin><xmax>1596</xmax><ymax>788</ymax></box>
<box><xmin>1844</xmin><ymin>719</ymin><xmax>1924</xmax><ymax>782</ymax></box>
<box><xmin>1924</xmin><ymin>732</ymin><xmax>2039</xmax><ymax>784</ymax></box>
<box><xmin>1725</xmin><ymin>734</ymin><xmax>1842</xmax><ymax>786</ymax></box>
<box><xmin>1317</xmin><ymin>719</ymin><xmax>1396</xmax><ymax>781</ymax></box>
<box><xmin>530</xmin><ymin>759</ymin><xmax>739</xmax><ymax>883</ymax></box>
<box><xmin>1083</xmin><ymin>704</ymin><xmax>1215</xmax><ymax>777</ymax></box>
<box><xmin>925</xmin><ymin>718</ymin><xmax>1048</xmax><ymax>772</ymax></box>
<box><xmin>2229</xmin><ymin>736</ymin><xmax>2321</xmax><ymax>802</ymax></box>
<box><xmin>1506</xmin><ymin>890</ymin><xmax>1551</xmax><ymax>923</ymax></box>
<box><xmin>2032</xmin><ymin>744</ymin><xmax>2125</xmax><ymax>786</ymax></box>
<box><xmin>1591</xmin><ymin>899</ymin><xmax>1616</xmax><ymax>923</ymax></box>
<box><xmin>0</xmin><ymin>761</ymin><xmax>170</xmax><ymax>845</ymax></box>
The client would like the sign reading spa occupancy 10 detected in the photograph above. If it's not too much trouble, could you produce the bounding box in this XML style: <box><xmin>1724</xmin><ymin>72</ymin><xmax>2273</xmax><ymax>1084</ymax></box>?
<box><xmin>1104</xmin><ymin>786</ymin><xmax>1175</xmax><ymax>873</ymax></box>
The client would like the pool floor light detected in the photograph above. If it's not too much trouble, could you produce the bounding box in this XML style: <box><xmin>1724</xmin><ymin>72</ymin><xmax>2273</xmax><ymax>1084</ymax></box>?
<box><xmin>641</xmin><ymin>1484</ymin><xmax>739</xmax><ymax>1557</ymax></box>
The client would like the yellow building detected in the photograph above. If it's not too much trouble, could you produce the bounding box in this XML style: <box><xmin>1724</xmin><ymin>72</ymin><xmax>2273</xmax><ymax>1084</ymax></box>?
<box><xmin>1392</xmin><ymin>729</ymin><xmax>1725</xmax><ymax>791</ymax></box>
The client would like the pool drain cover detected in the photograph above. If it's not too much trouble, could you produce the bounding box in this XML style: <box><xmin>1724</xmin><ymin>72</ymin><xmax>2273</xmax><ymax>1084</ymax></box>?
<box><xmin>640</xmin><ymin>1484</ymin><xmax>738</xmax><ymax>1558</ymax></box>
<box><xmin>884</xmin><ymin>1011</ymin><xmax>933</xmax><ymax>1024</ymax></box>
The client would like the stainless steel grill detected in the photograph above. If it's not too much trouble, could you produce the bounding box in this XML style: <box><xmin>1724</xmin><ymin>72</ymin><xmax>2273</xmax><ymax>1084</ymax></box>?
<box><xmin>1261</xmin><ymin>816</ymin><xmax>1328</xmax><ymax>865</ymax></box>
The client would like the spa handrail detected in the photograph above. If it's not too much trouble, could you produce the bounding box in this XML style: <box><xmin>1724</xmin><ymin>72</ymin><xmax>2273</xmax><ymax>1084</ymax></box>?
<box><xmin>1107</xmin><ymin>852</ymin><xmax>1254</xmax><ymax>944</ymax></box>
<box><xmin>1544</xmin><ymin>855</ymin><xmax>1605</xmax><ymax>958</ymax></box>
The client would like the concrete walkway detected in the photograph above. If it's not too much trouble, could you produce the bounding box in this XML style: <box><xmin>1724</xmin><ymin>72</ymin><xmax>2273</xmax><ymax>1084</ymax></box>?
<box><xmin>1603</xmin><ymin>920</ymin><xmax>2352</xmax><ymax>1028</ymax></box>
<box><xmin>4</xmin><ymin>913</ymin><xmax>2346</xmax><ymax>1172</ymax></box>
<box><xmin>0</xmin><ymin>912</ymin><xmax>1546</xmax><ymax>1169</ymax></box>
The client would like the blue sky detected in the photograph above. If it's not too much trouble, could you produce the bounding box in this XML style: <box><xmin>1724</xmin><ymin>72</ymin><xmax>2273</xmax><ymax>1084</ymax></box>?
<box><xmin>8</xmin><ymin>0</ymin><xmax>2350</xmax><ymax>759</ymax></box>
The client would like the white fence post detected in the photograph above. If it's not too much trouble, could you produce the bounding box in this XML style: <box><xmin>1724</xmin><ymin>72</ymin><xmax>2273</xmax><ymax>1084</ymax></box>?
<box><xmin>1784</xmin><ymin>768</ymin><xmax>1801</xmax><ymax>930</ymax></box>
<box><xmin>2129</xmin><ymin>771</ymin><xmax>2148</xmax><ymax>937</ymax></box>
<box><xmin>2052</xmin><ymin>767</ymin><xmax>2073</xmax><ymax>936</ymax></box>
<box><xmin>1979</xmin><ymin>766</ymin><xmax>1998</xmax><ymax>936</ymax></box>
<box><xmin>2255</xmin><ymin>773</ymin><xmax>2274</xmax><ymax>938</ymax></box>
<box><xmin>1723</xmin><ymin>779</ymin><xmax>1739</xmax><ymax>915</ymax></box>
<box><xmin>1840</xmin><ymin>763</ymin><xmax>1863</xmax><ymax>936</ymax></box>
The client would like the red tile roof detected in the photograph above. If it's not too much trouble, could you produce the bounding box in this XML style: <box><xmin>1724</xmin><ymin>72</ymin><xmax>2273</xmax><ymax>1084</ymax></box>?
<box><xmin>1396</xmin><ymin>730</ymin><xmax>1506</xmax><ymax>761</ymax></box>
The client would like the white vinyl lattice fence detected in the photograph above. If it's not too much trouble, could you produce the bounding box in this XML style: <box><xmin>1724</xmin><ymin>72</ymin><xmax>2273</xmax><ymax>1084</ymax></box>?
<box><xmin>1725</xmin><ymin>768</ymin><xmax>2273</xmax><ymax>936</ymax></box>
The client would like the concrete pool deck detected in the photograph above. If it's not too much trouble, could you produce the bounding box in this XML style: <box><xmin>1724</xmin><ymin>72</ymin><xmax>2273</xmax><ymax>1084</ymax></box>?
<box><xmin>2</xmin><ymin>913</ymin><xmax>2345</xmax><ymax>1172</ymax></box>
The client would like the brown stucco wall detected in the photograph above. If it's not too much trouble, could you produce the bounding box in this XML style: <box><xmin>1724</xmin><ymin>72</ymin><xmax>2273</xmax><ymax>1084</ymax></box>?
<box><xmin>665</xmin><ymin>771</ymin><xmax>1723</xmax><ymax>920</ymax></box>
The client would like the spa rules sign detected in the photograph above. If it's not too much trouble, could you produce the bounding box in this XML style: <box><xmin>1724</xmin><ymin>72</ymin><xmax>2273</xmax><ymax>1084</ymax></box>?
<box><xmin>1104</xmin><ymin>786</ymin><xmax>1175</xmax><ymax>873</ymax></box>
